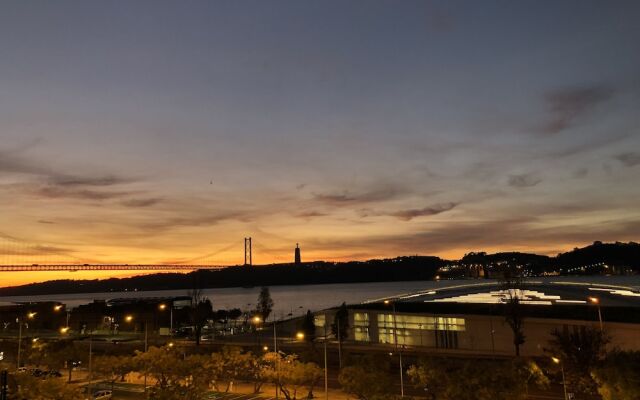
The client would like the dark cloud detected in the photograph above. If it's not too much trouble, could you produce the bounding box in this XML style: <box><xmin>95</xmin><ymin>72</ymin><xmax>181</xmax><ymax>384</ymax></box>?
<box><xmin>572</xmin><ymin>168</ymin><xmax>589</xmax><ymax>179</ymax></box>
<box><xmin>0</xmin><ymin>244</ymin><xmax>73</xmax><ymax>256</ymax></box>
<box><xmin>390</xmin><ymin>202</ymin><xmax>458</xmax><ymax>221</ymax></box>
<box><xmin>310</xmin><ymin>217</ymin><xmax>640</xmax><ymax>258</ymax></box>
<box><xmin>121</xmin><ymin>198</ymin><xmax>163</xmax><ymax>208</ymax></box>
<box><xmin>507</xmin><ymin>173</ymin><xmax>541</xmax><ymax>188</ymax></box>
<box><xmin>33</xmin><ymin>186</ymin><xmax>132</xmax><ymax>200</ymax></box>
<box><xmin>296</xmin><ymin>211</ymin><xmax>328</xmax><ymax>218</ymax></box>
<box><xmin>0</xmin><ymin>146</ymin><xmax>136</xmax><ymax>188</ymax></box>
<box><xmin>313</xmin><ymin>184</ymin><xmax>407</xmax><ymax>206</ymax></box>
<box><xmin>540</xmin><ymin>85</ymin><xmax>614</xmax><ymax>134</ymax></box>
<box><xmin>51</xmin><ymin>175</ymin><xmax>134</xmax><ymax>187</ymax></box>
<box><xmin>547</xmin><ymin>132</ymin><xmax>631</xmax><ymax>158</ymax></box>
<box><xmin>614</xmin><ymin>152</ymin><xmax>640</xmax><ymax>167</ymax></box>
<box><xmin>139</xmin><ymin>210</ymin><xmax>255</xmax><ymax>231</ymax></box>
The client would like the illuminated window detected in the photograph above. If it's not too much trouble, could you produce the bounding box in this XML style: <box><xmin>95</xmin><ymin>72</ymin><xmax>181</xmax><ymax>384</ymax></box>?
<box><xmin>314</xmin><ymin>314</ymin><xmax>326</xmax><ymax>328</ymax></box>
<box><xmin>377</xmin><ymin>313</ymin><xmax>465</xmax><ymax>345</ymax></box>
<box><xmin>377</xmin><ymin>314</ymin><xmax>465</xmax><ymax>332</ymax></box>
<box><xmin>354</xmin><ymin>313</ymin><xmax>370</xmax><ymax>342</ymax></box>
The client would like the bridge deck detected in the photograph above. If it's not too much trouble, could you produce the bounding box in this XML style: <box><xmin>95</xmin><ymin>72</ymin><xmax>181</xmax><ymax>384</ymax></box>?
<box><xmin>0</xmin><ymin>264</ymin><xmax>227</xmax><ymax>271</ymax></box>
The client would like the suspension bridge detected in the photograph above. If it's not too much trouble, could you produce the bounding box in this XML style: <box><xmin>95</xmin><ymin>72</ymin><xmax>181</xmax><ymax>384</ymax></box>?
<box><xmin>0</xmin><ymin>234</ymin><xmax>291</xmax><ymax>272</ymax></box>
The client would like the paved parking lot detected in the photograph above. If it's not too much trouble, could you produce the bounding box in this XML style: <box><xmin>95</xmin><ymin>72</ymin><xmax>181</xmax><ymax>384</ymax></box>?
<box><xmin>211</xmin><ymin>393</ymin><xmax>276</xmax><ymax>400</ymax></box>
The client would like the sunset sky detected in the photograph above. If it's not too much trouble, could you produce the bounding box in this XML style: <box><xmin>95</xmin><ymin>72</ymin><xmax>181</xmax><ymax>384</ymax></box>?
<box><xmin>1</xmin><ymin>1</ymin><xmax>639</xmax><ymax>286</ymax></box>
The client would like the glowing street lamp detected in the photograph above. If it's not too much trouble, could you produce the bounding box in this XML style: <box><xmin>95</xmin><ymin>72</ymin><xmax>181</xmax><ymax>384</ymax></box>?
<box><xmin>588</xmin><ymin>297</ymin><xmax>603</xmax><ymax>331</ymax></box>
<box><xmin>54</xmin><ymin>305</ymin><xmax>63</xmax><ymax>312</ymax></box>
<box><xmin>125</xmin><ymin>315</ymin><xmax>134</xmax><ymax>323</ymax></box>
<box><xmin>296</xmin><ymin>332</ymin><xmax>305</xmax><ymax>340</ymax></box>
<box><xmin>17</xmin><ymin>312</ymin><xmax>37</xmax><ymax>368</ymax></box>
<box><xmin>60</xmin><ymin>327</ymin><xmax>70</xmax><ymax>334</ymax></box>
<box><xmin>384</xmin><ymin>299</ymin><xmax>404</xmax><ymax>398</ymax></box>
<box><xmin>159</xmin><ymin>303</ymin><xmax>173</xmax><ymax>335</ymax></box>
<box><xmin>552</xmin><ymin>357</ymin><xmax>568</xmax><ymax>400</ymax></box>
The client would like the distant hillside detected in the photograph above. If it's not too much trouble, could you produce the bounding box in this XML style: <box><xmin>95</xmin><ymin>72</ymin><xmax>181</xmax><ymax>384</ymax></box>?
<box><xmin>0</xmin><ymin>256</ymin><xmax>444</xmax><ymax>296</ymax></box>
<box><xmin>555</xmin><ymin>241</ymin><xmax>640</xmax><ymax>273</ymax></box>
<box><xmin>0</xmin><ymin>242</ymin><xmax>638</xmax><ymax>296</ymax></box>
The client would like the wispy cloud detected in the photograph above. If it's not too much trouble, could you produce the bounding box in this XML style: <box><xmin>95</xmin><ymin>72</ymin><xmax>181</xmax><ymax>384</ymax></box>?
<box><xmin>33</xmin><ymin>186</ymin><xmax>132</xmax><ymax>200</ymax></box>
<box><xmin>121</xmin><ymin>198</ymin><xmax>163</xmax><ymax>208</ymax></box>
<box><xmin>540</xmin><ymin>85</ymin><xmax>614</xmax><ymax>134</ymax></box>
<box><xmin>51</xmin><ymin>175</ymin><xmax>135</xmax><ymax>187</ymax></box>
<box><xmin>614</xmin><ymin>152</ymin><xmax>640</xmax><ymax>167</ymax></box>
<box><xmin>389</xmin><ymin>202</ymin><xmax>458</xmax><ymax>221</ymax></box>
<box><xmin>507</xmin><ymin>173</ymin><xmax>542</xmax><ymax>188</ymax></box>
<box><xmin>313</xmin><ymin>184</ymin><xmax>408</xmax><ymax>206</ymax></box>
<box><xmin>296</xmin><ymin>211</ymin><xmax>328</xmax><ymax>219</ymax></box>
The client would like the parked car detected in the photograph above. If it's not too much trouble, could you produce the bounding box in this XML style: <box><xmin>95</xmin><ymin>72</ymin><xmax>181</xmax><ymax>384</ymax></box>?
<box><xmin>92</xmin><ymin>390</ymin><xmax>113</xmax><ymax>400</ymax></box>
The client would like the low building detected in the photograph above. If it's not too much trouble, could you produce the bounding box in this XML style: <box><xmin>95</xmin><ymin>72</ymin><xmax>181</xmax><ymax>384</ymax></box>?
<box><xmin>316</xmin><ymin>281</ymin><xmax>640</xmax><ymax>356</ymax></box>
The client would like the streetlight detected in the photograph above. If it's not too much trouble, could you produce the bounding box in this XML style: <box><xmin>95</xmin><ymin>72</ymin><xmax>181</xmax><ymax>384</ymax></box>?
<box><xmin>321</xmin><ymin>323</ymin><xmax>330</xmax><ymax>400</ymax></box>
<box><xmin>16</xmin><ymin>312</ymin><xmax>36</xmax><ymax>369</ymax></box>
<box><xmin>60</xmin><ymin>327</ymin><xmax>70</xmax><ymax>334</ymax></box>
<box><xmin>125</xmin><ymin>315</ymin><xmax>148</xmax><ymax>394</ymax></box>
<box><xmin>384</xmin><ymin>299</ymin><xmax>404</xmax><ymax>398</ymax></box>
<box><xmin>159</xmin><ymin>303</ymin><xmax>173</xmax><ymax>335</ymax></box>
<box><xmin>296</xmin><ymin>332</ymin><xmax>305</xmax><ymax>341</ymax></box>
<box><xmin>588</xmin><ymin>297</ymin><xmax>603</xmax><ymax>331</ymax></box>
<box><xmin>552</xmin><ymin>357</ymin><xmax>568</xmax><ymax>400</ymax></box>
<box><xmin>54</xmin><ymin>304</ymin><xmax>63</xmax><ymax>312</ymax></box>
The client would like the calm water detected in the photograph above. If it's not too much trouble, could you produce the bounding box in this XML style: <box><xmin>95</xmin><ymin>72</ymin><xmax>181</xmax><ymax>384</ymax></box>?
<box><xmin>1</xmin><ymin>275</ymin><xmax>639</xmax><ymax>316</ymax></box>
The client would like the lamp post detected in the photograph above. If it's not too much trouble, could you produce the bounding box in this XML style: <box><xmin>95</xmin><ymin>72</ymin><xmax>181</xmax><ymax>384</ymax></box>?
<box><xmin>126</xmin><ymin>315</ymin><xmax>148</xmax><ymax>394</ymax></box>
<box><xmin>552</xmin><ymin>357</ymin><xmax>568</xmax><ymax>400</ymax></box>
<box><xmin>588</xmin><ymin>297</ymin><xmax>603</xmax><ymax>331</ymax></box>
<box><xmin>384</xmin><ymin>300</ymin><xmax>404</xmax><ymax>398</ymax></box>
<box><xmin>87</xmin><ymin>332</ymin><xmax>93</xmax><ymax>399</ymax></box>
<box><xmin>272</xmin><ymin>317</ymin><xmax>279</xmax><ymax>400</ymax></box>
<box><xmin>16</xmin><ymin>312</ymin><xmax>36</xmax><ymax>369</ymax></box>
<box><xmin>159</xmin><ymin>303</ymin><xmax>173</xmax><ymax>336</ymax></box>
<box><xmin>323</xmin><ymin>323</ymin><xmax>329</xmax><ymax>400</ymax></box>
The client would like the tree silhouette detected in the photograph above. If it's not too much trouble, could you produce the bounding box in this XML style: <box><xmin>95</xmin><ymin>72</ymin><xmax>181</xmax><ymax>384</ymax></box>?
<box><xmin>301</xmin><ymin>310</ymin><xmax>316</xmax><ymax>344</ymax></box>
<box><xmin>256</xmin><ymin>287</ymin><xmax>274</xmax><ymax>322</ymax></box>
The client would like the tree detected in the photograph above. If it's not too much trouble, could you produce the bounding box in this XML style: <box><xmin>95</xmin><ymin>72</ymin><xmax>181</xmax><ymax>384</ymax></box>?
<box><xmin>8</xmin><ymin>373</ymin><xmax>83</xmax><ymax>400</ymax></box>
<box><xmin>256</xmin><ymin>287</ymin><xmax>274</xmax><ymax>322</ymax></box>
<box><xmin>339</xmin><ymin>356</ymin><xmax>395</xmax><ymax>400</ymax></box>
<box><xmin>24</xmin><ymin>339</ymin><xmax>82</xmax><ymax>383</ymax></box>
<box><xmin>331</xmin><ymin>302</ymin><xmax>350</xmax><ymax>367</ymax></box>
<box><xmin>134</xmin><ymin>345</ymin><xmax>210</xmax><ymax>399</ymax></box>
<box><xmin>261</xmin><ymin>352</ymin><xmax>322</xmax><ymax>400</ymax></box>
<box><xmin>300</xmin><ymin>310</ymin><xmax>316</xmax><ymax>344</ymax></box>
<box><xmin>206</xmin><ymin>347</ymin><xmax>256</xmax><ymax>392</ymax></box>
<box><xmin>92</xmin><ymin>355</ymin><xmax>134</xmax><ymax>392</ymax></box>
<box><xmin>501</xmin><ymin>271</ymin><xmax>525</xmax><ymax>356</ymax></box>
<box><xmin>546</xmin><ymin>326</ymin><xmax>610</xmax><ymax>395</ymax></box>
<box><xmin>592</xmin><ymin>350</ymin><xmax>640</xmax><ymax>400</ymax></box>
<box><xmin>504</xmin><ymin>289</ymin><xmax>526</xmax><ymax>356</ymax></box>
<box><xmin>407</xmin><ymin>357</ymin><xmax>548</xmax><ymax>400</ymax></box>
<box><xmin>188</xmin><ymin>288</ymin><xmax>213</xmax><ymax>346</ymax></box>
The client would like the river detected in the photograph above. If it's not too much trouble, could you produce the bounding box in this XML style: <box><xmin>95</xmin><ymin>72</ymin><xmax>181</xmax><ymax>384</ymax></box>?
<box><xmin>1</xmin><ymin>275</ymin><xmax>639</xmax><ymax>317</ymax></box>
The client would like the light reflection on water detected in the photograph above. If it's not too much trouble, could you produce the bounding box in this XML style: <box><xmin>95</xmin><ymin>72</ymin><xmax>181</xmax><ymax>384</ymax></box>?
<box><xmin>1</xmin><ymin>275</ymin><xmax>638</xmax><ymax>317</ymax></box>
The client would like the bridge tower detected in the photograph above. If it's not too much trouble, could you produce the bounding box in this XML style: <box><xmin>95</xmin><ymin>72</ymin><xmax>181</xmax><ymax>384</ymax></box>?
<box><xmin>244</xmin><ymin>237</ymin><xmax>252</xmax><ymax>266</ymax></box>
<box><xmin>295</xmin><ymin>243</ymin><xmax>301</xmax><ymax>265</ymax></box>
